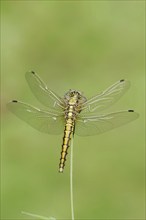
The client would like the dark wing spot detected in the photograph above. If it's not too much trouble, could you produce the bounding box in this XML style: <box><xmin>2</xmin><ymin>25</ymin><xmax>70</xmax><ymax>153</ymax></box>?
<box><xmin>12</xmin><ymin>100</ymin><xmax>18</xmax><ymax>103</ymax></box>
<box><xmin>120</xmin><ymin>79</ymin><xmax>125</xmax><ymax>82</ymax></box>
<box><xmin>31</xmin><ymin>71</ymin><xmax>35</xmax><ymax>74</ymax></box>
<box><xmin>128</xmin><ymin>109</ymin><xmax>134</xmax><ymax>112</ymax></box>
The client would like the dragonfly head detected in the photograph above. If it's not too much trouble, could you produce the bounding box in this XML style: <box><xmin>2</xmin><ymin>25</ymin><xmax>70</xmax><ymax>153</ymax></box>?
<box><xmin>64</xmin><ymin>90</ymin><xmax>86</xmax><ymax>103</ymax></box>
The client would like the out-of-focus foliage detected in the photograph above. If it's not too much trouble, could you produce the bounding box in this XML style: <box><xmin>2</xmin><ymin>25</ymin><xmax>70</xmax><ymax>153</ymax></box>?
<box><xmin>1</xmin><ymin>1</ymin><xmax>145</xmax><ymax>219</ymax></box>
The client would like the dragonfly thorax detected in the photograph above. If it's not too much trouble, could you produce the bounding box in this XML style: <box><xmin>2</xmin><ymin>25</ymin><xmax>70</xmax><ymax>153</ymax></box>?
<box><xmin>63</xmin><ymin>90</ymin><xmax>85</xmax><ymax>121</ymax></box>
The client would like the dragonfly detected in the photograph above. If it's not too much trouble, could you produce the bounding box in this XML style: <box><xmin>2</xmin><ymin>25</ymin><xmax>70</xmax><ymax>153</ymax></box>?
<box><xmin>7</xmin><ymin>71</ymin><xmax>139</xmax><ymax>172</ymax></box>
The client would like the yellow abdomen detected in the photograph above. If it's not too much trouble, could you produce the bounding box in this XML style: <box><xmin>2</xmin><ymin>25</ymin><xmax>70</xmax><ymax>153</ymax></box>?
<box><xmin>59</xmin><ymin>118</ymin><xmax>75</xmax><ymax>173</ymax></box>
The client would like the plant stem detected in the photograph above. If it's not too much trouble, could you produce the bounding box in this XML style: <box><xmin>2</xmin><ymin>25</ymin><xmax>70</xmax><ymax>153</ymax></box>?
<box><xmin>21</xmin><ymin>211</ymin><xmax>55</xmax><ymax>220</ymax></box>
<box><xmin>70</xmin><ymin>138</ymin><xmax>75</xmax><ymax>220</ymax></box>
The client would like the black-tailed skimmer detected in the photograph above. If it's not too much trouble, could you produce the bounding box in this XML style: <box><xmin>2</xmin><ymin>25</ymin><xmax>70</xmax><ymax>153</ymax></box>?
<box><xmin>7</xmin><ymin>71</ymin><xmax>139</xmax><ymax>172</ymax></box>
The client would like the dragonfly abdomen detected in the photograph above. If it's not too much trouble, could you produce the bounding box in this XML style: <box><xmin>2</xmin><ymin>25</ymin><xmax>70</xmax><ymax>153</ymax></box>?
<box><xmin>59</xmin><ymin>118</ymin><xmax>75</xmax><ymax>173</ymax></box>
<box><xmin>59</xmin><ymin>94</ymin><xmax>82</xmax><ymax>173</ymax></box>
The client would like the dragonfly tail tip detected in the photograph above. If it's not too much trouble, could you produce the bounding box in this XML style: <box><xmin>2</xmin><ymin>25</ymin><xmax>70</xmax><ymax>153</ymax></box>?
<box><xmin>59</xmin><ymin>168</ymin><xmax>64</xmax><ymax>173</ymax></box>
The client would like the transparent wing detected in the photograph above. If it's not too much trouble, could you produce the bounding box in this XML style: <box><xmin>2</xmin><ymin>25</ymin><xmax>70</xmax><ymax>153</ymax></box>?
<box><xmin>25</xmin><ymin>71</ymin><xmax>65</xmax><ymax>110</ymax></box>
<box><xmin>75</xmin><ymin>110</ymin><xmax>139</xmax><ymax>136</ymax></box>
<box><xmin>82</xmin><ymin>80</ymin><xmax>130</xmax><ymax>113</ymax></box>
<box><xmin>7</xmin><ymin>101</ymin><xmax>65</xmax><ymax>135</ymax></box>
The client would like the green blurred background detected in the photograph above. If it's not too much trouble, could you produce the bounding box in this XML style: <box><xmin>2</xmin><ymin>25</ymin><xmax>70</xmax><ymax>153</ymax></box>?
<box><xmin>1</xmin><ymin>1</ymin><xmax>145</xmax><ymax>219</ymax></box>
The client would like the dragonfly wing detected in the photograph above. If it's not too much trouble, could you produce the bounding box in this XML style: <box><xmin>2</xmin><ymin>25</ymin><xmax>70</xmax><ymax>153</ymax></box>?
<box><xmin>7</xmin><ymin>101</ymin><xmax>65</xmax><ymax>135</ymax></box>
<box><xmin>75</xmin><ymin>110</ymin><xmax>139</xmax><ymax>136</ymax></box>
<box><xmin>25</xmin><ymin>71</ymin><xmax>65</xmax><ymax>109</ymax></box>
<box><xmin>82</xmin><ymin>80</ymin><xmax>130</xmax><ymax>113</ymax></box>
